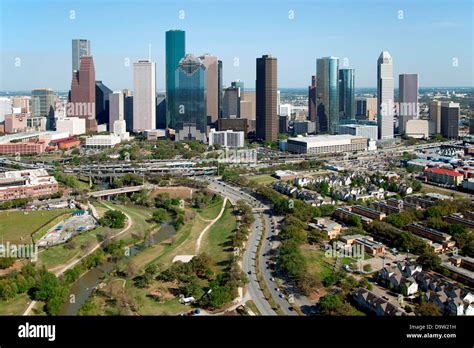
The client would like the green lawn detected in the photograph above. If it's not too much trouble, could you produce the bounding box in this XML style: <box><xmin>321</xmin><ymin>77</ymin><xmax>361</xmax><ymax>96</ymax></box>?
<box><xmin>300</xmin><ymin>247</ymin><xmax>335</xmax><ymax>283</ymax></box>
<box><xmin>0</xmin><ymin>293</ymin><xmax>30</xmax><ymax>315</ymax></box>
<box><xmin>248</xmin><ymin>174</ymin><xmax>277</xmax><ymax>186</ymax></box>
<box><xmin>195</xmin><ymin>196</ymin><xmax>223</xmax><ymax>220</ymax></box>
<box><xmin>201</xmin><ymin>201</ymin><xmax>237</xmax><ymax>270</ymax></box>
<box><xmin>32</xmin><ymin>212</ymin><xmax>72</xmax><ymax>242</ymax></box>
<box><xmin>0</xmin><ymin>209</ymin><xmax>71</xmax><ymax>243</ymax></box>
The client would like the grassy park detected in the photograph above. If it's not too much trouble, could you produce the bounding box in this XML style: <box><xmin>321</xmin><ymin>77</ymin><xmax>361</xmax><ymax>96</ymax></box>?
<box><xmin>0</xmin><ymin>209</ymin><xmax>71</xmax><ymax>243</ymax></box>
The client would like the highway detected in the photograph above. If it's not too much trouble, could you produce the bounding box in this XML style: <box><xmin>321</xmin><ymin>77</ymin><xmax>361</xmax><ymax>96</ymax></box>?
<box><xmin>206</xmin><ymin>178</ymin><xmax>300</xmax><ymax>315</ymax></box>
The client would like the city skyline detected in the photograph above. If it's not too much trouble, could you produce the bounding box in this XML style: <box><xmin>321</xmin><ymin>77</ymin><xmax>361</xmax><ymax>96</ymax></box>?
<box><xmin>1</xmin><ymin>0</ymin><xmax>473</xmax><ymax>91</ymax></box>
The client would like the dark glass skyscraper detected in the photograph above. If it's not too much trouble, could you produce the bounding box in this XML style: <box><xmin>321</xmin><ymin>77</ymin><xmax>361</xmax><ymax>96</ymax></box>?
<box><xmin>339</xmin><ymin>68</ymin><xmax>355</xmax><ymax>121</ymax></box>
<box><xmin>308</xmin><ymin>75</ymin><xmax>317</xmax><ymax>123</ymax></box>
<box><xmin>174</xmin><ymin>54</ymin><xmax>207</xmax><ymax>142</ymax></box>
<box><xmin>218</xmin><ymin>60</ymin><xmax>223</xmax><ymax>118</ymax></box>
<box><xmin>256</xmin><ymin>55</ymin><xmax>278</xmax><ymax>141</ymax></box>
<box><xmin>316</xmin><ymin>57</ymin><xmax>339</xmax><ymax>134</ymax></box>
<box><xmin>165</xmin><ymin>30</ymin><xmax>186</xmax><ymax>129</ymax></box>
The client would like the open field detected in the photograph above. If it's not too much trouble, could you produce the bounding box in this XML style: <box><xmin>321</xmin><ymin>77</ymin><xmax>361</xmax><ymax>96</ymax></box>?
<box><xmin>248</xmin><ymin>174</ymin><xmax>277</xmax><ymax>186</ymax></box>
<box><xmin>0</xmin><ymin>209</ymin><xmax>71</xmax><ymax>243</ymax></box>
<box><xmin>300</xmin><ymin>247</ymin><xmax>335</xmax><ymax>284</ymax></box>
<box><xmin>200</xmin><ymin>201</ymin><xmax>236</xmax><ymax>270</ymax></box>
<box><xmin>0</xmin><ymin>293</ymin><xmax>30</xmax><ymax>315</ymax></box>
<box><xmin>150</xmin><ymin>186</ymin><xmax>194</xmax><ymax>200</ymax></box>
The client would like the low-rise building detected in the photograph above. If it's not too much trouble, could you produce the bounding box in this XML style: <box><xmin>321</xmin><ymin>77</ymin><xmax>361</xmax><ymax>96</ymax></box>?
<box><xmin>85</xmin><ymin>134</ymin><xmax>121</xmax><ymax>148</ymax></box>
<box><xmin>423</xmin><ymin>167</ymin><xmax>464</xmax><ymax>186</ymax></box>
<box><xmin>0</xmin><ymin>169</ymin><xmax>59</xmax><ymax>202</ymax></box>
<box><xmin>309</xmin><ymin>217</ymin><xmax>341</xmax><ymax>239</ymax></box>
<box><xmin>406</xmin><ymin>223</ymin><xmax>453</xmax><ymax>245</ymax></box>
<box><xmin>352</xmin><ymin>288</ymin><xmax>407</xmax><ymax>316</ymax></box>
<box><xmin>287</xmin><ymin>134</ymin><xmax>367</xmax><ymax>155</ymax></box>
<box><xmin>352</xmin><ymin>205</ymin><xmax>386</xmax><ymax>221</ymax></box>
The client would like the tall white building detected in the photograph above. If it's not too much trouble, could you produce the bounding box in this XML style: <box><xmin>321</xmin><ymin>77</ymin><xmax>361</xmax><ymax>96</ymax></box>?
<box><xmin>0</xmin><ymin>97</ymin><xmax>12</xmax><ymax>123</ymax></box>
<box><xmin>109</xmin><ymin>91</ymin><xmax>124</xmax><ymax>126</ymax></box>
<box><xmin>377</xmin><ymin>51</ymin><xmax>394</xmax><ymax>140</ymax></box>
<box><xmin>133</xmin><ymin>60</ymin><xmax>156</xmax><ymax>132</ymax></box>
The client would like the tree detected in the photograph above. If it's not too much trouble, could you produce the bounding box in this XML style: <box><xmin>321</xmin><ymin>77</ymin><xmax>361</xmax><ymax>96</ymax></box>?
<box><xmin>34</xmin><ymin>272</ymin><xmax>60</xmax><ymax>301</ymax></box>
<box><xmin>416</xmin><ymin>302</ymin><xmax>442</xmax><ymax>316</ymax></box>
<box><xmin>99</xmin><ymin>210</ymin><xmax>126</xmax><ymax>229</ymax></box>
<box><xmin>416</xmin><ymin>249</ymin><xmax>441</xmax><ymax>271</ymax></box>
<box><xmin>151</xmin><ymin>208</ymin><xmax>168</xmax><ymax>223</ymax></box>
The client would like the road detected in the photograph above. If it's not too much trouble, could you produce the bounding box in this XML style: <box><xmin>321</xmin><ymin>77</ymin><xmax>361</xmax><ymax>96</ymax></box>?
<box><xmin>207</xmin><ymin>178</ymin><xmax>301</xmax><ymax>315</ymax></box>
<box><xmin>205</xmin><ymin>178</ymin><xmax>277</xmax><ymax>315</ymax></box>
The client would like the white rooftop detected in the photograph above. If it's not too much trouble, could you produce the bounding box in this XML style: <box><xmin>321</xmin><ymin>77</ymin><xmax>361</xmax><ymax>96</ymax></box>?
<box><xmin>288</xmin><ymin>134</ymin><xmax>366</xmax><ymax>145</ymax></box>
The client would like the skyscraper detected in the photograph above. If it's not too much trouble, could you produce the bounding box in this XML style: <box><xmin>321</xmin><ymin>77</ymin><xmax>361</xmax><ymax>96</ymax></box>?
<box><xmin>218</xmin><ymin>60</ymin><xmax>223</xmax><ymax>118</ymax></box>
<box><xmin>440</xmin><ymin>102</ymin><xmax>460</xmax><ymax>139</ymax></box>
<box><xmin>316</xmin><ymin>57</ymin><xmax>339</xmax><ymax>134</ymax></box>
<box><xmin>398</xmin><ymin>73</ymin><xmax>419</xmax><ymax>135</ymax></box>
<box><xmin>308</xmin><ymin>75</ymin><xmax>317</xmax><ymax>123</ymax></box>
<box><xmin>95</xmin><ymin>81</ymin><xmax>112</xmax><ymax>127</ymax></box>
<box><xmin>72</xmin><ymin>39</ymin><xmax>90</xmax><ymax>72</ymax></box>
<box><xmin>199</xmin><ymin>54</ymin><xmax>219</xmax><ymax>124</ymax></box>
<box><xmin>133</xmin><ymin>60</ymin><xmax>156</xmax><ymax>132</ymax></box>
<box><xmin>174</xmin><ymin>54</ymin><xmax>207</xmax><ymax>142</ymax></box>
<box><xmin>165</xmin><ymin>30</ymin><xmax>186</xmax><ymax>129</ymax></box>
<box><xmin>429</xmin><ymin>100</ymin><xmax>442</xmax><ymax>135</ymax></box>
<box><xmin>109</xmin><ymin>91</ymin><xmax>124</xmax><ymax>127</ymax></box>
<box><xmin>70</xmin><ymin>56</ymin><xmax>96</xmax><ymax>132</ymax></box>
<box><xmin>339</xmin><ymin>68</ymin><xmax>355</xmax><ymax>121</ymax></box>
<box><xmin>31</xmin><ymin>88</ymin><xmax>55</xmax><ymax>130</ymax></box>
<box><xmin>222</xmin><ymin>87</ymin><xmax>240</xmax><ymax>118</ymax></box>
<box><xmin>256</xmin><ymin>55</ymin><xmax>278</xmax><ymax>141</ymax></box>
<box><xmin>377</xmin><ymin>51</ymin><xmax>394</xmax><ymax>139</ymax></box>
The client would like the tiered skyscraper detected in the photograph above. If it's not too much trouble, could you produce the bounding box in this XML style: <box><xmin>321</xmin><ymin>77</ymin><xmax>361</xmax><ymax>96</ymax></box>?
<box><xmin>70</xmin><ymin>56</ymin><xmax>97</xmax><ymax>132</ymax></box>
<box><xmin>165</xmin><ymin>30</ymin><xmax>186</xmax><ymax>129</ymax></box>
<box><xmin>72</xmin><ymin>39</ymin><xmax>90</xmax><ymax>72</ymax></box>
<box><xmin>316</xmin><ymin>57</ymin><xmax>339</xmax><ymax>134</ymax></box>
<box><xmin>174</xmin><ymin>54</ymin><xmax>207</xmax><ymax>142</ymax></box>
<box><xmin>398</xmin><ymin>73</ymin><xmax>419</xmax><ymax>134</ymax></box>
<box><xmin>377</xmin><ymin>51</ymin><xmax>394</xmax><ymax>139</ymax></box>
<box><xmin>256</xmin><ymin>55</ymin><xmax>278</xmax><ymax>142</ymax></box>
<box><xmin>133</xmin><ymin>60</ymin><xmax>156</xmax><ymax>132</ymax></box>
<box><xmin>339</xmin><ymin>68</ymin><xmax>355</xmax><ymax>121</ymax></box>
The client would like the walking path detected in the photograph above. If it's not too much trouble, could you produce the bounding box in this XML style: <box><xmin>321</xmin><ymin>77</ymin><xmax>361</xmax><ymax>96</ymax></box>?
<box><xmin>195</xmin><ymin>197</ymin><xmax>227</xmax><ymax>254</ymax></box>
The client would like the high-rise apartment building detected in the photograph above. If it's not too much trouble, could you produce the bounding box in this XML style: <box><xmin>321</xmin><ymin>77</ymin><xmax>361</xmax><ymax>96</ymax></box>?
<box><xmin>316</xmin><ymin>57</ymin><xmax>339</xmax><ymax>134</ymax></box>
<box><xmin>339</xmin><ymin>68</ymin><xmax>355</xmax><ymax>121</ymax></box>
<box><xmin>377</xmin><ymin>51</ymin><xmax>394</xmax><ymax>139</ymax></box>
<box><xmin>70</xmin><ymin>56</ymin><xmax>96</xmax><ymax>132</ymax></box>
<box><xmin>133</xmin><ymin>60</ymin><xmax>156</xmax><ymax>132</ymax></box>
<box><xmin>398</xmin><ymin>73</ymin><xmax>419</xmax><ymax>135</ymax></box>
<box><xmin>165</xmin><ymin>30</ymin><xmax>186</xmax><ymax>129</ymax></box>
<box><xmin>31</xmin><ymin>88</ymin><xmax>55</xmax><ymax>130</ymax></box>
<box><xmin>174</xmin><ymin>54</ymin><xmax>207</xmax><ymax>142</ymax></box>
<box><xmin>199</xmin><ymin>54</ymin><xmax>219</xmax><ymax>124</ymax></box>
<box><xmin>256</xmin><ymin>55</ymin><xmax>278</xmax><ymax>141</ymax></box>
<box><xmin>72</xmin><ymin>39</ymin><xmax>91</xmax><ymax>72</ymax></box>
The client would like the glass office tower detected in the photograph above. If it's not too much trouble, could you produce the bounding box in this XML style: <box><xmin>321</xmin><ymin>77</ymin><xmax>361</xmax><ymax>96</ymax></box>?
<box><xmin>165</xmin><ymin>30</ymin><xmax>186</xmax><ymax>129</ymax></box>
<box><xmin>316</xmin><ymin>57</ymin><xmax>339</xmax><ymax>134</ymax></box>
<box><xmin>173</xmin><ymin>54</ymin><xmax>207</xmax><ymax>141</ymax></box>
<box><xmin>339</xmin><ymin>68</ymin><xmax>355</xmax><ymax>121</ymax></box>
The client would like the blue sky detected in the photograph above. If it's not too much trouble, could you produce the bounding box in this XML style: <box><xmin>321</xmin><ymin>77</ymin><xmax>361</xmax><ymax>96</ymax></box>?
<box><xmin>0</xmin><ymin>0</ymin><xmax>472</xmax><ymax>91</ymax></box>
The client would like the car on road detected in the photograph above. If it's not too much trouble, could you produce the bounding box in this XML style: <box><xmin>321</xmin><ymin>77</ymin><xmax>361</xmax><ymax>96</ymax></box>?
<box><xmin>270</xmin><ymin>277</ymin><xmax>275</xmax><ymax>282</ymax></box>
<box><xmin>288</xmin><ymin>306</ymin><xmax>294</xmax><ymax>311</ymax></box>
<box><xmin>275</xmin><ymin>287</ymin><xmax>280</xmax><ymax>292</ymax></box>
<box><xmin>247</xmin><ymin>271</ymin><xmax>252</xmax><ymax>275</ymax></box>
